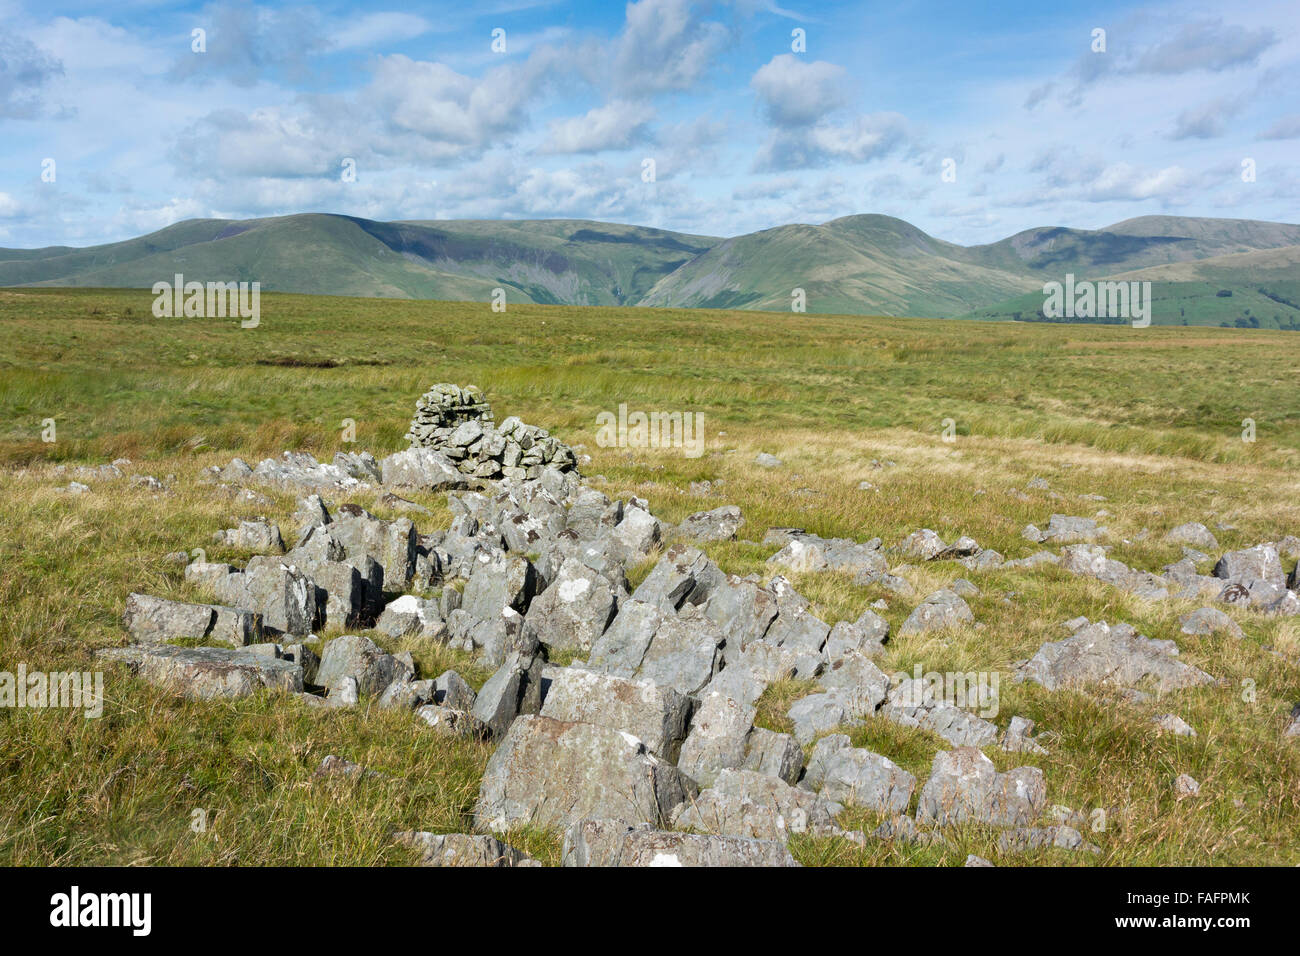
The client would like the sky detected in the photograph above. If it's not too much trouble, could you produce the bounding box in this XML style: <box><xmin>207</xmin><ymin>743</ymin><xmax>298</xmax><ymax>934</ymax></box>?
<box><xmin>1</xmin><ymin>0</ymin><xmax>1297</xmax><ymax>248</ymax></box>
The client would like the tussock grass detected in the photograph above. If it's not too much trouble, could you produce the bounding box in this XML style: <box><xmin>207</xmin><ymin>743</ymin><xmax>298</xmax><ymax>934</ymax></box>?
<box><xmin>1</xmin><ymin>288</ymin><xmax>1298</xmax><ymax>865</ymax></box>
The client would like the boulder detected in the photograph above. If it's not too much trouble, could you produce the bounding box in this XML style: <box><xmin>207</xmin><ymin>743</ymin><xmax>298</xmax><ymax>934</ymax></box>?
<box><xmin>98</xmin><ymin>643</ymin><xmax>302</xmax><ymax>699</ymax></box>
<box><xmin>1017</xmin><ymin>620</ymin><xmax>1214</xmax><ymax>693</ymax></box>
<box><xmin>916</xmin><ymin>747</ymin><xmax>1046</xmax><ymax>827</ymax></box>
<box><xmin>671</xmin><ymin>769</ymin><xmax>842</xmax><ymax>841</ymax></box>
<box><xmin>473</xmin><ymin>715</ymin><xmax>698</xmax><ymax>831</ymax></box>
<box><xmin>816</xmin><ymin>746</ymin><xmax>916</xmax><ymax>813</ymax></box>
<box><xmin>679</xmin><ymin>506</ymin><xmax>744</xmax><ymax>543</ymax></box>
<box><xmin>525</xmin><ymin>558</ymin><xmax>619</xmax><ymax>653</ymax></box>
<box><xmin>540</xmin><ymin>668</ymin><xmax>692</xmax><ymax>761</ymax></box>
<box><xmin>677</xmin><ymin>689</ymin><xmax>756</xmax><ymax>786</ymax></box>
<box><xmin>898</xmin><ymin>589</ymin><xmax>974</xmax><ymax>636</ymax></box>
<box><xmin>315</xmin><ymin>635</ymin><xmax>413</xmax><ymax>696</ymax></box>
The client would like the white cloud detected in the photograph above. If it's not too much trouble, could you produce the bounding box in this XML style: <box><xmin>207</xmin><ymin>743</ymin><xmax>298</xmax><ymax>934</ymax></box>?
<box><xmin>541</xmin><ymin>101</ymin><xmax>656</xmax><ymax>154</ymax></box>
<box><xmin>750</xmin><ymin>54</ymin><xmax>846</xmax><ymax>126</ymax></box>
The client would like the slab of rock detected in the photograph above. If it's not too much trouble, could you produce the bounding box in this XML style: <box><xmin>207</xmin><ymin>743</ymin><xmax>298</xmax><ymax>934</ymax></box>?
<box><xmin>997</xmin><ymin>826</ymin><xmax>1094</xmax><ymax>854</ymax></box>
<box><xmin>898</xmin><ymin>589</ymin><xmax>974</xmax><ymax>636</ymax></box>
<box><xmin>631</xmin><ymin>545</ymin><xmax>723</xmax><ymax>612</ymax></box>
<box><xmin>1214</xmin><ymin>544</ymin><xmax>1285</xmax><ymax>590</ymax></box>
<box><xmin>471</xmin><ymin>646</ymin><xmax>546</xmax><ymax>738</ymax></box>
<box><xmin>825</xmin><ymin>609</ymin><xmax>889</xmax><ymax>661</ymax></box>
<box><xmin>1173</xmin><ymin>773</ymin><xmax>1200</xmax><ymax>798</ymax></box>
<box><xmin>1000</xmin><ymin>715</ymin><xmax>1049</xmax><ymax>754</ymax></box>
<box><xmin>474</xmin><ymin>715</ymin><xmax>697</xmax><ymax>831</ymax></box>
<box><xmin>679</xmin><ymin>506</ymin><xmax>744</xmax><ymax>543</ymax></box>
<box><xmin>788</xmin><ymin>693</ymin><xmax>849</xmax><ymax>745</ymax></box>
<box><xmin>315</xmin><ymin>634</ymin><xmax>412</xmax><ymax>696</ymax></box>
<box><xmin>98</xmin><ymin>643</ymin><xmax>302</xmax><ymax>699</ymax></box>
<box><xmin>587</xmin><ymin>599</ymin><xmax>666</xmax><ymax>677</ymax></box>
<box><xmin>540</xmin><ymin>668</ymin><xmax>691</xmax><ymax>761</ymax></box>
<box><xmin>525</xmin><ymin>558</ymin><xmax>619</xmax><ymax>654</ymax></box>
<box><xmin>212</xmin><ymin>557</ymin><xmax>318</xmax><ymax>637</ymax></box>
<box><xmin>375</xmin><ymin>594</ymin><xmax>443</xmax><ymax>639</ymax></box>
<box><xmin>634</xmin><ymin>605</ymin><xmax>724</xmax><ymax>696</ymax></box>
<box><xmin>742</xmin><ymin>728</ymin><xmax>803</xmax><ymax>785</ymax></box>
<box><xmin>379</xmin><ymin>447</ymin><xmax>468</xmax><ymax>492</ymax></box>
<box><xmin>393</xmin><ymin>831</ymin><xmax>536</xmax><ymax>867</ymax></box>
<box><xmin>1165</xmin><ymin>522</ymin><xmax>1219</xmax><ymax>550</ymax></box>
<box><xmin>1017</xmin><ymin>620</ymin><xmax>1213</xmax><ymax>693</ymax></box>
<box><xmin>460</xmin><ymin>553</ymin><xmax>537</xmax><ymax>622</ymax></box>
<box><xmin>818</xmin><ymin>651</ymin><xmax>890</xmax><ymax>718</ymax></box>
<box><xmin>816</xmin><ymin>746</ymin><xmax>915</xmax><ymax>813</ymax></box>
<box><xmin>214</xmin><ymin>520</ymin><xmax>285</xmax><ymax>553</ymax></box>
<box><xmin>882</xmin><ymin>677</ymin><xmax>999</xmax><ymax>747</ymax></box>
<box><xmin>1178</xmin><ymin>606</ymin><xmax>1244</xmax><ymax>638</ymax></box>
<box><xmin>900</xmin><ymin>529</ymin><xmax>948</xmax><ymax>561</ymax></box>
<box><xmin>561</xmin><ymin>818</ymin><xmax>797</xmax><ymax>867</ymax></box>
<box><xmin>123</xmin><ymin>593</ymin><xmax>262</xmax><ymax>647</ymax></box>
<box><xmin>671</xmin><ymin>768</ymin><xmax>842</xmax><ymax>841</ymax></box>
<box><xmin>677</xmin><ymin>689</ymin><xmax>757</xmax><ymax>787</ymax></box>
<box><xmin>704</xmin><ymin>576</ymin><xmax>778</xmax><ymax>663</ymax></box>
<box><xmin>916</xmin><ymin>747</ymin><xmax>1046</xmax><ymax>827</ymax></box>
<box><xmin>1153</xmin><ymin>713</ymin><xmax>1196</xmax><ymax>737</ymax></box>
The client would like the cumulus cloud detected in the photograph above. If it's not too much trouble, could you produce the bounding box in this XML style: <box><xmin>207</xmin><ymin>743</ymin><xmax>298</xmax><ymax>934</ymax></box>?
<box><xmin>754</xmin><ymin>112</ymin><xmax>910</xmax><ymax>171</ymax></box>
<box><xmin>750</xmin><ymin>54</ymin><xmax>846</xmax><ymax>126</ymax></box>
<box><xmin>1168</xmin><ymin>95</ymin><xmax>1246</xmax><ymax>140</ymax></box>
<box><xmin>609</xmin><ymin>0</ymin><xmax>728</xmax><ymax>95</ymax></box>
<box><xmin>541</xmin><ymin>100</ymin><xmax>656</xmax><ymax>154</ymax></box>
<box><xmin>168</xmin><ymin>3</ymin><xmax>329</xmax><ymax>87</ymax></box>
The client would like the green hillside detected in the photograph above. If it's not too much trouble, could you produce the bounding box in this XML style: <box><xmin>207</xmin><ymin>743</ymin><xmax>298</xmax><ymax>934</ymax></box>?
<box><xmin>3</xmin><ymin>212</ymin><xmax>1297</xmax><ymax>325</ymax></box>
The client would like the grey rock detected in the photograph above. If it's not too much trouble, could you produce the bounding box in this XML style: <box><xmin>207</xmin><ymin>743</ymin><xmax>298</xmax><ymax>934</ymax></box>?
<box><xmin>393</xmin><ymin>831</ymin><xmax>535</xmax><ymax>867</ymax></box>
<box><xmin>916</xmin><ymin>747</ymin><xmax>1046</xmax><ymax>827</ymax></box>
<box><xmin>671</xmin><ymin>769</ymin><xmax>842</xmax><ymax>841</ymax></box>
<box><xmin>802</xmin><ymin>734</ymin><xmax>851</xmax><ymax>790</ymax></box>
<box><xmin>122</xmin><ymin>592</ymin><xmax>261</xmax><ymax>648</ymax></box>
<box><xmin>379</xmin><ymin>447</ymin><xmax>468</xmax><ymax>491</ymax></box>
<box><xmin>1017</xmin><ymin>620</ymin><xmax>1214</xmax><ymax>693</ymax></box>
<box><xmin>882</xmin><ymin>677</ymin><xmax>999</xmax><ymax>747</ymax></box>
<box><xmin>1153</xmin><ymin>713</ymin><xmax>1196</xmax><ymax>736</ymax></box>
<box><xmin>679</xmin><ymin>505</ymin><xmax>744</xmax><ymax>543</ymax></box>
<box><xmin>540</xmin><ymin>668</ymin><xmax>692</xmax><ymax>761</ymax></box>
<box><xmin>474</xmin><ymin>715</ymin><xmax>697</xmax><ymax>831</ymax></box>
<box><xmin>588</xmin><ymin>599</ymin><xmax>666</xmax><ymax>677</ymax></box>
<box><xmin>1179</xmin><ymin>606</ymin><xmax>1244</xmax><ymax>639</ymax></box>
<box><xmin>525</xmin><ymin>558</ymin><xmax>619</xmax><ymax>654</ymax></box>
<box><xmin>471</xmin><ymin>645</ymin><xmax>546</xmax><ymax>738</ymax></box>
<box><xmin>677</xmin><ymin>689</ymin><xmax>756</xmax><ymax>786</ymax></box>
<box><xmin>742</xmin><ymin>728</ymin><xmax>803</xmax><ymax>785</ymax></box>
<box><xmin>98</xmin><ymin>643</ymin><xmax>302</xmax><ymax>699</ymax></box>
<box><xmin>1165</xmin><ymin>522</ymin><xmax>1219</xmax><ymax>550</ymax></box>
<box><xmin>817</xmin><ymin>746</ymin><xmax>915</xmax><ymax>813</ymax></box>
<box><xmin>898</xmin><ymin>589</ymin><xmax>974</xmax><ymax>636</ymax></box>
<box><xmin>315</xmin><ymin>634</ymin><xmax>413</xmax><ymax>696</ymax></box>
<box><xmin>461</xmin><ymin>553</ymin><xmax>537</xmax><ymax>622</ymax></box>
<box><xmin>634</xmin><ymin>605</ymin><xmax>724</xmax><ymax>696</ymax></box>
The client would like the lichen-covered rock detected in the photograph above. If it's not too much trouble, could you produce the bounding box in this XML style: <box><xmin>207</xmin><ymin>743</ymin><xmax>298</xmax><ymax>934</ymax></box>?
<box><xmin>393</xmin><ymin>831</ymin><xmax>536</xmax><ymax>867</ymax></box>
<box><xmin>98</xmin><ymin>643</ymin><xmax>302</xmax><ymax>699</ymax></box>
<box><xmin>473</xmin><ymin>715</ymin><xmax>697</xmax><ymax>831</ymax></box>
<box><xmin>916</xmin><ymin>747</ymin><xmax>1046</xmax><ymax>827</ymax></box>
<box><xmin>540</xmin><ymin>668</ymin><xmax>691</xmax><ymax>761</ymax></box>
<box><xmin>1017</xmin><ymin>620</ymin><xmax>1213</xmax><ymax>693</ymax></box>
<box><xmin>315</xmin><ymin>634</ymin><xmax>412</xmax><ymax>697</ymax></box>
<box><xmin>671</xmin><ymin>769</ymin><xmax>842</xmax><ymax>841</ymax></box>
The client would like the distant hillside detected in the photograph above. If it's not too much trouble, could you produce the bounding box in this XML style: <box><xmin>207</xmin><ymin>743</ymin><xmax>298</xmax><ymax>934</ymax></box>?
<box><xmin>3</xmin><ymin>212</ymin><xmax>1297</xmax><ymax>325</ymax></box>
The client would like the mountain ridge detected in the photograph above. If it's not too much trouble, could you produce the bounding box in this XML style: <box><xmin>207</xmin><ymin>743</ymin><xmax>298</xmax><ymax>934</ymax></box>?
<box><xmin>4</xmin><ymin>212</ymin><xmax>1297</xmax><ymax>326</ymax></box>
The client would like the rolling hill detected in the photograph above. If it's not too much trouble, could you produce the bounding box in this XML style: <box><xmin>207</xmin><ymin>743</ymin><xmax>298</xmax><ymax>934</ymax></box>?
<box><xmin>3</xmin><ymin>212</ymin><xmax>1297</xmax><ymax>325</ymax></box>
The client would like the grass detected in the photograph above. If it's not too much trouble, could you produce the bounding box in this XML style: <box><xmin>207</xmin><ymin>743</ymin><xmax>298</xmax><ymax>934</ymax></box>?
<box><xmin>0</xmin><ymin>287</ymin><xmax>1297</xmax><ymax>866</ymax></box>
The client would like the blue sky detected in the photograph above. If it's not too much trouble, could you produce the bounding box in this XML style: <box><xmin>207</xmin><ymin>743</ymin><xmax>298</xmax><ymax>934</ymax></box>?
<box><xmin>1</xmin><ymin>0</ymin><xmax>1297</xmax><ymax>247</ymax></box>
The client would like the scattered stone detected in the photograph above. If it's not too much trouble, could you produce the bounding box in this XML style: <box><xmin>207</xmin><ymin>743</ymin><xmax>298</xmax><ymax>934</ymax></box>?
<box><xmin>1179</xmin><ymin>607</ymin><xmax>1244</xmax><ymax>639</ymax></box>
<box><xmin>898</xmin><ymin>589</ymin><xmax>974</xmax><ymax>636</ymax></box>
<box><xmin>1165</xmin><ymin>523</ymin><xmax>1219</xmax><ymax>550</ymax></box>
<box><xmin>1000</xmin><ymin>715</ymin><xmax>1049</xmax><ymax>754</ymax></box>
<box><xmin>122</xmin><ymin>593</ymin><xmax>262</xmax><ymax>648</ymax></box>
<box><xmin>315</xmin><ymin>635</ymin><xmax>412</xmax><ymax>697</ymax></box>
<box><xmin>754</xmin><ymin>453</ymin><xmax>783</xmax><ymax>468</ymax></box>
<box><xmin>561</xmin><ymin>819</ymin><xmax>797</xmax><ymax>867</ymax></box>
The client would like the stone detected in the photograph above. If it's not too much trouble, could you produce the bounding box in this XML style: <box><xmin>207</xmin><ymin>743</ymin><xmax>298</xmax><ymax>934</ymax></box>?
<box><xmin>677</xmin><ymin>690</ymin><xmax>757</xmax><ymax>787</ymax></box>
<box><xmin>540</xmin><ymin>668</ymin><xmax>692</xmax><ymax>761</ymax></box>
<box><xmin>825</xmin><ymin>609</ymin><xmax>889</xmax><ymax>660</ymax></box>
<box><xmin>1179</xmin><ymin>606</ymin><xmax>1243</xmax><ymax>638</ymax></box>
<box><xmin>671</xmin><ymin>769</ymin><xmax>842</xmax><ymax>841</ymax></box>
<box><xmin>634</xmin><ymin>606</ymin><xmax>724</xmax><ymax>696</ymax></box>
<box><xmin>1017</xmin><ymin>620</ymin><xmax>1214</xmax><ymax>693</ymax></box>
<box><xmin>214</xmin><ymin>520</ymin><xmax>285</xmax><ymax>553</ymax></box>
<box><xmin>471</xmin><ymin>646</ymin><xmax>546</xmax><ymax>738</ymax></box>
<box><xmin>817</xmin><ymin>746</ymin><xmax>915</xmax><ymax>813</ymax></box>
<box><xmin>997</xmin><ymin>826</ymin><xmax>1093</xmax><ymax>854</ymax></box>
<box><xmin>122</xmin><ymin>593</ymin><xmax>261</xmax><ymax>647</ymax></box>
<box><xmin>742</xmin><ymin>729</ymin><xmax>803</xmax><ymax>785</ymax></box>
<box><xmin>432</xmin><ymin>670</ymin><xmax>477</xmax><ymax>711</ymax></box>
<box><xmin>215</xmin><ymin>557</ymin><xmax>319</xmax><ymax>637</ymax></box>
<box><xmin>754</xmin><ymin>453</ymin><xmax>783</xmax><ymax>468</ymax></box>
<box><xmin>1000</xmin><ymin>715</ymin><xmax>1049</xmax><ymax>754</ymax></box>
<box><xmin>788</xmin><ymin>693</ymin><xmax>849</xmax><ymax>745</ymax></box>
<box><xmin>631</xmin><ymin>545</ymin><xmax>722</xmax><ymax>612</ymax></box>
<box><xmin>98</xmin><ymin>643</ymin><xmax>302</xmax><ymax>699</ymax></box>
<box><xmin>375</xmin><ymin>594</ymin><xmax>443</xmax><ymax>639</ymax></box>
<box><xmin>900</xmin><ymin>529</ymin><xmax>948</xmax><ymax>561</ymax></box>
<box><xmin>525</xmin><ymin>558</ymin><xmax>619</xmax><ymax>654</ymax></box>
<box><xmin>613</xmin><ymin>829</ymin><xmax>799</xmax><ymax>867</ymax></box>
<box><xmin>313</xmin><ymin>755</ymin><xmax>378</xmax><ymax>780</ymax></box>
<box><xmin>1165</xmin><ymin>522</ymin><xmax>1219</xmax><ymax>550</ymax></box>
<box><xmin>1214</xmin><ymin>544</ymin><xmax>1285</xmax><ymax>590</ymax></box>
<box><xmin>474</xmin><ymin>715</ymin><xmax>697</xmax><ymax>831</ymax></box>
<box><xmin>588</xmin><ymin>599</ymin><xmax>666</xmax><ymax>677</ymax></box>
<box><xmin>415</xmin><ymin>706</ymin><xmax>481</xmax><ymax>737</ymax></box>
<box><xmin>1173</xmin><ymin>773</ymin><xmax>1200</xmax><ymax>798</ymax></box>
<box><xmin>379</xmin><ymin>447</ymin><xmax>468</xmax><ymax>491</ymax></box>
<box><xmin>704</xmin><ymin>576</ymin><xmax>778</xmax><ymax>663</ymax></box>
<box><xmin>898</xmin><ymin>589</ymin><xmax>974</xmax><ymax>636</ymax></box>
<box><xmin>802</xmin><ymin>734</ymin><xmax>851</xmax><ymax>791</ymax></box>
<box><xmin>326</xmin><ymin>506</ymin><xmax>417</xmax><ymax>586</ymax></box>
<box><xmin>965</xmin><ymin>854</ymin><xmax>995</xmax><ymax>867</ymax></box>
<box><xmin>315</xmin><ymin>635</ymin><xmax>413</xmax><ymax>696</ymax></box>
<box><xmin>882</xmin><ymin>677</ymin><xmax>999</xmax><ymax>748</ymax></box>
<box><xmin>818</xmin><ymin>651</ymin><xmax>890</xmax><ymax>718</ymax></box>
<box><xmin>393</xmin><ymin>831</ymin><xmax>535</xmax><ymax>867</ymax></box>
<box><xmin>1153</xmin><ymin>713</ymin><xmax>1196</xmax><ymax>737</ymax></box>
<box><xmin>916</xmin><ymin>747</ymin><xmax>1046</xmax><ymax>827</ymax></box>
<box><xmin>461</xmin><ymin>554</ymin><xmax>537</xmax><ymax>622</ymax></box>
<box><xmin>679</xmin><ymin>506</ymin><xmax>744</xmax><ymax>543</ymax></box>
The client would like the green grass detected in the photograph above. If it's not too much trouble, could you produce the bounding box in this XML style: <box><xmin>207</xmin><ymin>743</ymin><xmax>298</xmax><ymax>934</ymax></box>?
<box><xmin>1</xmin><ymin>287</ymin><xmax>1298</xmax><ymax>866</ymax></box>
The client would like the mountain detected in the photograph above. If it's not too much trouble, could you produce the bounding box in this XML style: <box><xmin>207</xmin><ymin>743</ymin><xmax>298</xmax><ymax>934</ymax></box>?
<box><xmin>4</xmin><ymin>212</ymin><xmax>1297</xmax><ymax>325</ymax></box>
